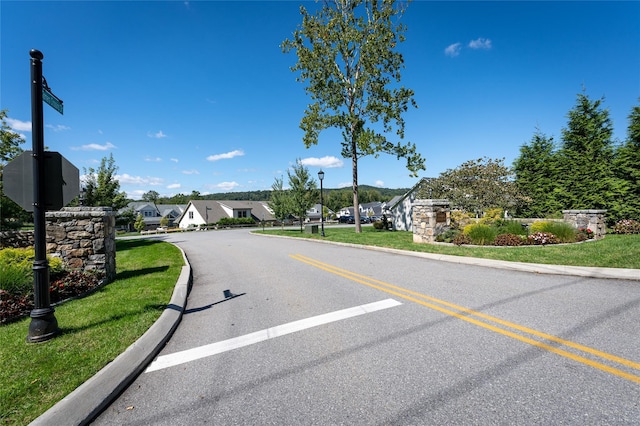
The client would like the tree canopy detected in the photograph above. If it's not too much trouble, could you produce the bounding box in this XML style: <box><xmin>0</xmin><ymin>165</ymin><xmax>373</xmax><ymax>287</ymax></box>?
<box><xmin>282</xmin><ymin>0</ymin><xmax>424</xmax><ymax>232</ymax></box>
<box><xmin>0</xmin><ymin>110</ymin><xmax>30</xmax><ymax>230</ymax></box>
<box><xmin>82</xmin><ymin>153</ymin><xmax>128</xmax><ymax>210</ymax></box>
<box><xmin>287</xmin><ymin>159</ymin><xmax>318</xmax><ymax>231</ymax></box>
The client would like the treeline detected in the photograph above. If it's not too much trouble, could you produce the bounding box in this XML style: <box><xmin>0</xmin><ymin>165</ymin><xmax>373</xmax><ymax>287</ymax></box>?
<box><xmin>153</xmin><ymin>185</ymin><xmax>408</xmax><ymax>212</ymax></box>
<box><xmin>420</xmin><ymin>93</ymin><xmax>640</xmax><ymax>225</ymax></box>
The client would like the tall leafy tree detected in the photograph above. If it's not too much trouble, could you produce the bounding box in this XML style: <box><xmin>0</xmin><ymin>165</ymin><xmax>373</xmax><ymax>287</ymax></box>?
<box><xmin>420</xmin><ymin>157</ymin><xmax>519</xmax><ymax>215</ymax></box>
<box><xmin>556</xmin><ymin>93</ymin><xmax>617</xmax><ymax>210</ymax></box>
<box><xmin>612</xmin><ymin>100</ymin><xmax>640</xmax><ymax>221</ymax></box>
<box><xmin>268</xmin><ymin>175</ymin><xmax>291</xmax><ymax>228</ymax></box>
<box><xmin>513</xmin><ymin>130</ymin><xmax>563</xmax><ymax>217</ymax></box>
<box><xmin>282</xmin><ymin>0</ymin><xmax>424</xmax><ymax>232</ymax></box>
<box><xmin>0</xmin><ymin>110</ymin><xmax>30</xmax><ymax>230</ymax></box>
<box><xmin>287</xmin><ymin>159</ymin><xmax>318</xmax><ymax>232</ymax></box>
<box><xmin>83</xmin><ymin>153</ymin><xmax>128</xmax><ymax>209</ymax></box>
<box><xmin>142</xmin><ymin>190</ymin><xmax>161</xmax><ymax>215</ymax></box>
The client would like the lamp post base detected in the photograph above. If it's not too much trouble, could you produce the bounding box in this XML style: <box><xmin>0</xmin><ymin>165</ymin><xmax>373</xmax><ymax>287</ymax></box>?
<box><xmin>27</xmin><ymin>308</ymin><xmax>60</xmax><ymax>343</ymax></box>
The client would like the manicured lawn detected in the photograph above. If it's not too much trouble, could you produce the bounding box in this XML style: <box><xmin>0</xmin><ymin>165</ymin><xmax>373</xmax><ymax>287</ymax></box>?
<box><xmin>0</xmin><ymin>239</ymin><xmax>184</xmax><ymax>426</ymax></box>
<box><xmin>256</xmin><ymin>226</ymin><xmax>640</xmax><ymax>269</ymax></box>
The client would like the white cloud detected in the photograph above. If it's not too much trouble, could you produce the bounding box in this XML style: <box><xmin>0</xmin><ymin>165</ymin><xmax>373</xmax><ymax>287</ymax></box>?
<box><xmin>167</xmin><ymin>183</ymin><xmax>181</xmax><ymax>189</ymax></box>
<box><xmin>147</xmin><ymin>130</ymin><xmax>167</xmax><ymax>138</ymax></box>
<box><xmin>205</xmin><ymin>181</ymin><xmax>240</xmax><ymax>191</ymax></box>
<box><xmin>116</xmin><ymin>173</ymin><xmax>164</xmax><ymax>186</ymax></box>
<box><xmin>206</xmin><ymin>149</ymin><xmax>244</xmax><ymax>162</ymax></box>
<box><xmin>444</xmin><ymin>42</ymin><xmax>462</xmax><ymax>57</ymax></box>
<box><xmin>71</xmin><ymin>142</ymin><xmax>116</xmax><ymax>151</ymax></box>
<box><xmin>469</xmin><ymin>37</ymin><xmax>492</xmax><ymax>50</ymax></box>
<box><xmin>182</xmin><ymin>169</ymin><xmax>200</xmax><ymax>175</ymax></box>
<box><xmin>338</xmin><ymin>181</ymin><xmax>352</xmax><ymax>188</ymax></box>
<box><xmin>170</xmin><ymin>158</ymin><xmax>179</xmax><ymax>163</ymax></box>
<box><xmin>6</xmin><ymin>117</ymin><xmax>31</xmax><ymax>131</ymax></box>
<box><xmin>46</xmin><ymin>124</ymin><xmax>70</xmax><ymax>132</ymax></box>
<box><xmin>144</xmin><ymin>156</ymin><xmax>162</xmax><ymax>162</ymax></box>
<box><xmin>374</xmin><ymin>180</ymin><xmax>385</xmax><ymax>187</ymax></box>
<box><xmin>300</xmin><ymin>156</ymin><xmax>344</xmax><ymax>169</ymax></box>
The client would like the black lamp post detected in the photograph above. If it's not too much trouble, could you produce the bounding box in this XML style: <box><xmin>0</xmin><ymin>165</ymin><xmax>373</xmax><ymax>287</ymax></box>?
<box><xmin>318</xmin><ymin>170</ymin><xmax>325</xmax><ymax>237</ymax></box>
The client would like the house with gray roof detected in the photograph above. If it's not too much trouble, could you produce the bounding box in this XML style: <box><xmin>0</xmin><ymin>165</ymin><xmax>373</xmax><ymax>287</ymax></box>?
<box><xmin>175</xmin><ymin>200</ymin><xmax>276</xmax><ymax>228</ymax></box>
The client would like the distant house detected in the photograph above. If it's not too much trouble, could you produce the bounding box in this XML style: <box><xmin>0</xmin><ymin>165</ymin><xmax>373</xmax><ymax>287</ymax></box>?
<box><xmin>337</xmin><ymin>202</ymin><xmax>384</xmax><ymax>221</ymax></box>
<box><xmin>175</xmin><ymin>200</ymin><xmax>276</xmax><ymax>229</ymax></box>
<box><xmin>306</xmin><ymin>203</ymin><xmax>335</xmax><ymax>222</ymax></box>
<box><xmin>385</xmin><ymin>178</ymin><xmax>431</xmax><ymax>231</ymax></box>
<box><xmin>121</xmin><ymin>202</ymin><xmax>186</xmax><ymax>231</ymax></box>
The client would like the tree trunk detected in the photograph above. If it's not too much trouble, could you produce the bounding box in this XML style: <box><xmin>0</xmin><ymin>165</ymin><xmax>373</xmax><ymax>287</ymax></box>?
<box><xmin>352</xmin><ymin>137</ymin><xmax>361</xmax><ymax>233</ymax></box>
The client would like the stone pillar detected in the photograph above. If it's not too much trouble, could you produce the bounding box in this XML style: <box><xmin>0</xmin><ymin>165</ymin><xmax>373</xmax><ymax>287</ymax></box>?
<box><xmin>562</xmin><ymin>209</ymin><xmax>607</xmax><ymax>240</ymax></box>
<box><xmin>45</xmin><ymin>207</ymin><xmax>116</xmax><ymax>282</ymax></box>
<box><xmin>412</xmin><ymin>199</ymin><xmax>451</xmax><ymax>244</ymax></box>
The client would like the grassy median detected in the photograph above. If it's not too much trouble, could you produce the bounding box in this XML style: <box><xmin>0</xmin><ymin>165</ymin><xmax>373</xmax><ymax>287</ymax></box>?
<box><xmin>0</xmin><ymin>239</ymin><xmax>184</xmax><ymax>425</ymax></box>
<box><xmin>256</xmin><ymin>227</ymin><xmax>640</xmax><ymax>269</ymax></box>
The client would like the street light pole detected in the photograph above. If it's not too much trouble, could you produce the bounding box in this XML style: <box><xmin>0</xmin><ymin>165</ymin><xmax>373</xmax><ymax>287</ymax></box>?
<box><xmin>318</xmin><ymin>170</ymin><xmax>325</xmax><ymax>237</ymax></box>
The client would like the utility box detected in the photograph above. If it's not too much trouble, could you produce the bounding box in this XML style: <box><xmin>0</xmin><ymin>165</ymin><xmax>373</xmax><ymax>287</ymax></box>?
<box><xmin>305</xmin><ymin>224</ymin><xmax>319</xmax><ymax>234</ymax></box>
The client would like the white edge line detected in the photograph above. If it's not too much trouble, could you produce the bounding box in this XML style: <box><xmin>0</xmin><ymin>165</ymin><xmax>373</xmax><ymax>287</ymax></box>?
<box><xmin>145</xmin><ymin>298</ymin><xmax>402</xmax><ymax>373</ymax></box>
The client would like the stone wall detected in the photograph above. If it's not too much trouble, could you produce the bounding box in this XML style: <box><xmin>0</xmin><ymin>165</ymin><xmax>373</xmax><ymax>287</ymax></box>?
<box><xmin>0</xmin><ymin>230</ymin><xmax>35</xmax><ymax>248</ymax></box>
<box><xmin>45</xmin><ymin>207</ymin><xmax>116</xmax><ymax>282</ymax></box>
<box><xmin>563</xmin><ymin>209</ymin><xmax>607</xmax><ymax>240</ymax></box>
<box><xmin>412</xmin><ymin>199</ymin><xmax>451</xmax><ymax>244</ymax></box>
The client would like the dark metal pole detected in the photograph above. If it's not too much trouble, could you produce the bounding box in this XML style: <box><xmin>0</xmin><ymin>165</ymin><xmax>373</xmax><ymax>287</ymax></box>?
<box><xmin>27</xmin><ymin>49</ymin><xmax>60</xmax><ymax>343</ymax></box>
<box><xmin>318</xmin><ymin>170</ymin><xmax>325</xmax><ymax>237</ymax></box>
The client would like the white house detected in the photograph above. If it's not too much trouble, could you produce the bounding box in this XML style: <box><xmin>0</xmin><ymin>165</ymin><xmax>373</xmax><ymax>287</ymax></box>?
<box><xmin>175</xmin><ymin>200</ymin><xmax>276</xmax><ymax>228</ymax></box>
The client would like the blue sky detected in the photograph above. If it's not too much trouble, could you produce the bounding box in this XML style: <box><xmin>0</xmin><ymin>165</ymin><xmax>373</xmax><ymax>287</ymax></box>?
<box><xmin>2</xmin><ymin>1</ymin><xmax>638</xmax><ymax>200</ymax></box>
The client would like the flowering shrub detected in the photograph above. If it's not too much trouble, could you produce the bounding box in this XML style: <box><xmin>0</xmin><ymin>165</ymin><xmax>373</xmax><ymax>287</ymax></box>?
<box><xmin>578</xmin><ymin>228</ymin><xmax>594</xmax><ymax>239</ymax></box>
<box><xmin>611</xmin><ymin>219</ymin><xmax>640</xmax><ymax>234</ymax></box>
<box><xmin>494</xmin><ymin>233</ymin><xmax>524</xmax><ymax>246</ymax></box>
<box><xmin>526</xmin><ymin>232</ymin><xmax>559</xmax><ymax>245</ymax></box>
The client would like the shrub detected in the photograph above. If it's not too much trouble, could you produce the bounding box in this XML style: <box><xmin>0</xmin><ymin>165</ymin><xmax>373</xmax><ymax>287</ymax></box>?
<box><xmin>479</xmin><ymin>208</ymin><xmax>503</xmax><ymax>225</ymax></box>
<box><xmin>450</xmin><ymin>210</ymin><xmax>474</xmax><ymax>230</ymax></box>
<box><xmin>611</xmin><ymin>219</ymin><xmax>640</xmax><ymax>234</ymax></box>
<box><xmin>496</xmin><ymin>220</ymin><xmax>528</xmax><ymax>236</ymax></box>
<box><xmin>49</xmin><ymin>270</ymin><xmax>103</xmax><ymax>303</ymax></box>
<box><xmin>436</xmin><ymin>229</ymin><xmax>460</xmax><ymax>243</ymax></box>
<box><xmin>543</xmin><ymin>221</ymin><xmax>577</xmax><ymax>243</ymax></box>
<box><xmin>529</xmin><ymin>221</ymin><xmax>553</xmax><ymax>233</ymax></box>
<box><xmin>452</xmin><ymin>233</ymin><xmax>471</xmax><ymax>246</ymax></box>
<box><xmin>527</xmin><ymin>232</ymin><xmax>559</xmax><ymax>245</ymax></box>
<box><xmin>494</xmin><ymin>233</ymin><xmax>524</xmax><ymax>246</ymax></box>
<box><xmin>463</xmin><ymin>223</ymin><xmax>497</xmax><ymax>245</ymax></box>
<box><xmin>373</xmin><ymin>220</ymin><xmax>385</xmax><ymax>230</ymax></box>
<box><xmin>217</xmin><ymin>217</ymin><xmax>255</xmax><ymax>226</ymax></box>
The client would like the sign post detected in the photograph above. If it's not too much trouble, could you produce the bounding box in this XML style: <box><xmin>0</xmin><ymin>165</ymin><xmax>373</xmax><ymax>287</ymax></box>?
<box><xmin>26</xmin><ymin>49</ymin><xmax>60</xmax><ymax>343</ymax></box>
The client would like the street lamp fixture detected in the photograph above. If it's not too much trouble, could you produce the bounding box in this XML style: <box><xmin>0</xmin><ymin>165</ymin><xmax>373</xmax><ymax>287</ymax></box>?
<box><xmin>318</xmin><ymin>170</ymin><xmax>325</xmax><ymax>237</ymax></box>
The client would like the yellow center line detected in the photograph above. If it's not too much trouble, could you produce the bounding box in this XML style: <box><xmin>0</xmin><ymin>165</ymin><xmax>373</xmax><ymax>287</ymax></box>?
<box><xmin>290</xmin><ymin>253</ymin><xmax>640</xmax><ymax>384</ymax></box>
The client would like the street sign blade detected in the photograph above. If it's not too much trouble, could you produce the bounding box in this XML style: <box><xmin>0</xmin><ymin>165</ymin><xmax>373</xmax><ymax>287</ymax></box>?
<box><xmin>43</xmin><ymin>88</ymin><xmax>63</xmax><ymax>115</ymax></box>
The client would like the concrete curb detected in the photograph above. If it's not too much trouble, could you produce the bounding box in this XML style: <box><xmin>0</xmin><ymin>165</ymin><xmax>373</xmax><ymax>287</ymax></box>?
<box><xmin>255</xmin><ymin>232</ymin><xmax>640</xmax><ymax>281</ymax></box>
<box><xmin>30</xmin><ymin>245</ymin><xmax>192</xmax><ymax>426</ymax></box>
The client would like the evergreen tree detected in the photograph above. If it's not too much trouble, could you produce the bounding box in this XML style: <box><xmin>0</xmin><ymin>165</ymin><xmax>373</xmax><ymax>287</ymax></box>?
<box><xmin>612</xmin><ymin>101</ymin><xmax>640</xmax><ymax>221</ymax></box>
<box><xmin>556</xmin><ymin>93</ymin><xmax>617</xmax><ymax>210</ymax></box>
<box><xmin>268</xmin><ymin>176</ymin><xmax>291</xmax><ymax>229</ymax></box>
<box><xmin>287</xmin><ymin>159</ymin><xmax>318</xmax><ymax>232</ymax></box>
<box><xmin>513</xmin><ymin>130</ymin><xmax>563</xmax><ymax>217</ymax></box>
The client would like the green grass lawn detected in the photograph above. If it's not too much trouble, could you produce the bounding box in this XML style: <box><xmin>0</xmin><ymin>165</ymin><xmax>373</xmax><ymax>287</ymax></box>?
<box><xmin>256</xmin><ymin>226</ymin><xmax>640</xmax><ymax>269</ymax></box>
<box><xmin>0</xmin><ymin>239</ymin><xmax>184</xmax><ymax>426</ymax></box>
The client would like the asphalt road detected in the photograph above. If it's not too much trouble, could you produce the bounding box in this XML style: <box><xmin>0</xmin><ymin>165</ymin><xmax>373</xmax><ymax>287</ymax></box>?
<box><xmin>93</xmin><ymin>229</ymin><xmax>640</xmax><ymax>425</ymax></box>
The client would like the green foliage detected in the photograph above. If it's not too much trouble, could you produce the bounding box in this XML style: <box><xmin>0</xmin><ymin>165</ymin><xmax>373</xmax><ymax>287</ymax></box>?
<box><xmin>268</xmin><ymin>175</ymin><xmax>291</xmax><ymax>225</ymax></box>
<box><xmin>0</xmin><ymin>248</ymin><xmax>64</xmax><ymax>294</ymax></box>
<box><xmin>529</xmin><ymin>220</ymin><xmax>553</xmax><ymax>233</ymax></box>
<box><xmin>449</xmin><ymin>210</ymin><xmax>474</xmax><ymax>230</ymax></box>
<box><xmin>217</xmin><ymin>217</ymin><xmax>255</xmax><ymax>226</ymax></box>
<box><xmin>463</xmin><ymin>223</ymin><xmax>497</xmax><ymax>245</ymax></box>
<box><xmin>543</xmin><ymin>221</ymin><xmax>577</xmax><ymax>243</ymax></box>
<box><xmin>421</xmin><ymin>158</ymin><xmax>519</xmax><ymax>214</ymax></box>
<box><xmin>496</xmin><ymin>220</ymin><xmax>528</xmax><ymax>236</ymax></box>
<box><xmin>479</xmin><ymin>208</ymin><xmax>503</xmax><ymax>225</ymax></box>
<box><xmin>513</xmin><ymin>130</ymin><xmax>563</xmax><ymax>217</ymax></box>
<box><xmin>82</xmin><ymin>153</ymin><xmax>128</xmax><ymax>209</ymax></box>
<box><xmin>282</xmin><ymin>0</ymin><xmax>424</xmax><ymax>232</ymax></box>
<box><xmin>612</xmin><ymin>101</ymin><xmax>640</xmax><ymax>222</ymax></box>
<box><xmin>527</xmin><ymin>232</ymin><xmax>559</xmax><ymax>245</ymax></box>
<box><xmin>452</xmin><ymin>232</ymin><xmax>471</xmax><ymax>246</ymax></box>
<box><xmin>287</xmin><ymin>159</ymin><xmax>317</xmax><ymax>231</ymax></box>
<box><xmin>134</xmin><ymin>213</ymin><xmax>145</xmax><ymax>233</ymax></box>
<box><xmin>435</xmin><ymin>228</ymin><xmax>460</xmax><ymax>243</ymax></box>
